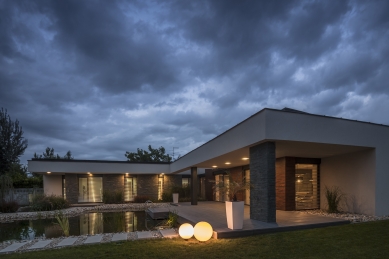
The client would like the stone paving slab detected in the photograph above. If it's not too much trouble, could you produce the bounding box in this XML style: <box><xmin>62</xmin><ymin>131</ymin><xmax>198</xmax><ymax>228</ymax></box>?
<box><xmin>160</xmin><ymin>229</ymin><xmax>178</xmax><ymax>238</ymax></box>
<box><xmin>112</xmin><ymin>233</ymin><xmax>127</xmax><ymax>242</ymax></box>
<box><xmin>56</xmin><ymin>237</ymin><xmax>79</xmax><ymax>247</ymax></box>
<box><xmin>0</xmin><ymin>242</ymin><xmax>29</xmax><ymax>253</ymax></box>
<box><xmin>84</xmin><ymin>235</ymin><xmax>103</xmax><ymax>244</ymax></box>
<box><xmin>137</xmin><ymin>231</ymin><xmax>154</xmax><ymax>239</ymax></box>
<box><xmin>27</xmin><ymin>240</ymin><xmax>53</xmax><ymax>250</ymax></box>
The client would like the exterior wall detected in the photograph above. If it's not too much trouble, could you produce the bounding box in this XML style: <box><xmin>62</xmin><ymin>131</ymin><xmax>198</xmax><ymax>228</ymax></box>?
<box><xmin>65</xmin><ymin>174</ymin><xmax>78</xmax><ymax>204</ymax></box>
<box><xmin>137</xmin><ymin>174</ymin><xmax>159</xmax><ymax>200</ymax></box>
<box><xmin>43</xmin><ymin>175</ymin><xmax>63</xmax><ymax>196</ymax></box>
<box><xmin>321</xmin><ymin>149</ymin><xmax>376</xmax><ymax>215</ymax></box>
<box><xmin>276</xmin><ymin>157</ymin><xmax>296</xmax><ymax>211</ymax></box>
<box><xmin>163</xmin><ymin>174</ymin><xmax>182</xmax><ymax>194</ymax></box>
<box><xmin>205</xmin><ymin>169</ymin><xmax>215</xmax><ymax>201</ymax></box>
<box><xmin>103</xmin><ymin>174</ymin><xmax>124</xmax><ymax>193</ymax></box>
<box><xmin>29</xmin><ymin>160</ymin><xmax>170</xmax><ymax>174</ymax></box>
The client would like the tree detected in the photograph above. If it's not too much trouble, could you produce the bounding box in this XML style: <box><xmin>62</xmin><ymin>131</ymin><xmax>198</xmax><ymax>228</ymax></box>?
<box><xmin>33</xmin><ymin>147</ymin><xmax>73</xmax><ymax>160</ymax></box>
<box><xmin>125</xmin><ymin>145</ymin><xmax>172</xmax><ymax>162</ymax></box>
<box><xmin>0</xmin><ymin>108</ymin><xmax>28</xmax><ymax>175</ymax></box>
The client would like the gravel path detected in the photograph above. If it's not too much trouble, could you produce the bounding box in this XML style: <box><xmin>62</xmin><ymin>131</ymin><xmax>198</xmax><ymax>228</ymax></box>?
<box><xmin>304</xmin><ymin>209</ymin><xmax>389</xmax><ymax>223</ymax></box>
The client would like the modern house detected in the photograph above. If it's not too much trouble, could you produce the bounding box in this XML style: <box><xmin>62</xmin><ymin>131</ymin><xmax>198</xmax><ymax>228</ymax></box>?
<box><xmin>28</xmin><ymin>108</ymin><xmax>389</xmax><ymax>222</ymax></box>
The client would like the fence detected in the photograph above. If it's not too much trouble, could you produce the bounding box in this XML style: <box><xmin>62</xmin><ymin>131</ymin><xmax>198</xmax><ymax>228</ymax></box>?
<box><xmin>4</xmin><ymin>188</ymin><xmax>44</xmax><ymax>206</ymax></box>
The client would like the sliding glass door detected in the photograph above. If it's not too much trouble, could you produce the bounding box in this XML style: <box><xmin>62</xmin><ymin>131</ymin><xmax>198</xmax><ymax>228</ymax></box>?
<box><xmin>78</xmin><ymin>176</ymin><xmax>103</xmax><ymax>203</ymax></box>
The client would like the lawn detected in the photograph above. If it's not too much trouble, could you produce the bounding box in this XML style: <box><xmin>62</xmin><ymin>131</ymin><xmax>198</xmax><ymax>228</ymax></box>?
<box><xmin>2</xmin><ymin>220</ymin><xmax>389</xmax><ymax>259</ymax></box>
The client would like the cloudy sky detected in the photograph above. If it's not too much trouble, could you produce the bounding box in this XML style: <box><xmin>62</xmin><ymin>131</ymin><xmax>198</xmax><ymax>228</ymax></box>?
<box><xmin>1</xmin><ymin>0</ymin><xmax>388</xmax><ymax>166</ymax></box>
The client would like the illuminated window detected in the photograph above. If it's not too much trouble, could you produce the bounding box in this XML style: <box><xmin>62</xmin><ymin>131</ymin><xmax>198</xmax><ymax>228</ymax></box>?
<box><xmin>182</xmin><ymin>178</ymin><xmax>189</xmax><ymax>187</ymax></box>
<box><xmin>124</xmin><ymin>176</ymin><xmax>137</xmax><ymax>202</ymax></box>
<box><xmin>158</xmin><ymin>175</ymin><xmax>164</xmax><ymax>200</ymax></box>
<box><xmin>78</xmin><ymin>176</ymin><xmax>103</xmax><ymax>203</ymax></box>
<box><xmin>295</xmin><ymin>164</ymin><xmax>319</xmax><ymax>210</ymax></box>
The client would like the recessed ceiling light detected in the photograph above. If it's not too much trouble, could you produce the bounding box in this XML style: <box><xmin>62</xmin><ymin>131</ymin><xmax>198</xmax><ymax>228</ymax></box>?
<box><xmin>47</xmin><ymin>172</ymin><xmax>51</xmax><ymax>174</ymax></box>
<box><xmin>212</xmin><ymin>165</ymin><xmax>217</xmax><ymax>168</ymax></box>
<box><xmin>242</xmin><ymin>157</ymin><xmax>249</xmax><ymax>160</ymax></box>
<box><xmin>225</xmin><ymin>162</ymin><xmax>231</xmax><ymax>165</ymax></box>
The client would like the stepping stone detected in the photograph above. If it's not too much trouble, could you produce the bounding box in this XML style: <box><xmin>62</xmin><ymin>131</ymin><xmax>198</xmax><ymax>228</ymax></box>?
<box><xmin>27</xmin><ymin>240</ymin><xmax>53</xmax><ymax>250</ymax></box>
<box><xmin>0</xmin><ymin>242</ymin><xmax>28</xmax><ymax>253</ymax></box>
<box><xmin>137</xmin><ymin>231</ymin><xmax>154</xmax><ymax>239</ymax></box>
<box><xmin>56</xmin><ymin>237</ymin><xmax>78</xmax><ymax>247</ymax></box>
<box><xmin>112</xmin><ymin>233</ymin><xmax>127</xmax><ymax>242</ymax></box>
<box><xmin>84</xmin><ymin>235</ymin><xmax>103</xmax><ymax>244</ymax></box>
<box><xmin>160</xmin><ymin>229</ymin><xmax>178</xmax><ymax>238</ymax></box>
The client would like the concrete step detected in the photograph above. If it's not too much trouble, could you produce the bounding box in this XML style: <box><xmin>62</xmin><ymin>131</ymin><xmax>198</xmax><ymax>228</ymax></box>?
<box><xmin>112</xmin><ymin>233</ymin><xmax>127</xmax><ymax>242</ymax></box>
<box><xmin>84</xmin><ymin>234</ymin><xmax>103</xmax><ymax>244</ymax></box>
<box><xmin>27</xmin><ymin>240</ymin><xmax>53</xmax><ymax>250</ymax></box>
<box><xmin>56</xmin><ymin>237</ymin><xmax>79</xmax><ymax>247</ymax></box>
<box><xmin>0</xmin><ymin>242</ymin><xmax>29</xmax><ymax>253</ymax></box>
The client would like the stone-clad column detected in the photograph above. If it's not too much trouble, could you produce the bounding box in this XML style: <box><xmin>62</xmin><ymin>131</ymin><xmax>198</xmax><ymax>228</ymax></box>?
<box><xmin>250</xmin><ymin>142</ymin><xmax>276</xmax><ymax>222</ymax></box>
<box><xmin>65</xmin><ymin>174</ymin><xmax>78</xmax><ymax>204</ymax></box>
<box><xmin>191</xmin><ymin>167</ymin><xmax>198</xmax><ymax>205</ymax></box>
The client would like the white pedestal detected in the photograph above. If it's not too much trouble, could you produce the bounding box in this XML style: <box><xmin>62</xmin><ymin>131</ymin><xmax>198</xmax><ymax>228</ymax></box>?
<box><xmin>173</xmin><ymin>193</ymin><xmax>179</xmax><ymax>203</ymax></box>
<box><xmin>225</xmin><ymin>201</ymin><xmax>244</xmax><ymax>229</ymax></box>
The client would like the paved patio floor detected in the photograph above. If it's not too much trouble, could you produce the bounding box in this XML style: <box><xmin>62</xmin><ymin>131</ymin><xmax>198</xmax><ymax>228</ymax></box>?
<box><xmin>173</xmin><ymin>201</ymin><xmax>349</xmax><ymax>238</ymax></box>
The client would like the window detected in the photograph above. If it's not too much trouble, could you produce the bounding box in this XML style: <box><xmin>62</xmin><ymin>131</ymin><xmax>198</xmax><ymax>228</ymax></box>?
<box><xmin>124</xmin><ymin>176</ymin><xmax>137</xmax><ymax>202</ymax></box>
<box><xmin>158</xmin><ymin>175</ymin><xmax>164</xmax><ymax>200</ymax></box>
<box><xmin>62</xmin><ymin>176</ymin><xmax>66</xmax><ymax>200</ymax></box>
<box><xmin>182</xmin><ymin>177</ymin><xmax>189</xmax><ymax>188</ymax></box>
<box><xmin>78</xmin><ymin>176</ymin><xmax>103</xmax><ymax>203</ymax></box>
<box><xmin>295</xmin><ymin>164</ymin><xmax>319</xmax><ymax>210</ymax></box>
<box><xmin>214</xmin><ymin>174</ymin><xmax>229</xmax><ymax>202</ymax></box>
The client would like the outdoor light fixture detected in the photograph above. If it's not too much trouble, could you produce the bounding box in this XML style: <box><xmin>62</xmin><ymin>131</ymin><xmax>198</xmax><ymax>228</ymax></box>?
<box><xmin>179</xmin><ymin>223</ymin><xmax>194</xmax><ymax>240</ymax></box>
<box><xmin>193</xmin><ymin>221</ymin><xmax>213</xmax><ymax>242</ymax></box>
<box><xmin>225</xmin><ymin>162</ymin><xmax>231</xmax><ymax>165</ymax></box>
<box><xmin>242</xmin><ymin>157</ymin><xmax>249</xmax><ymax>160</ymax></box>
<box><xmin>212</xmin><ymin>165</ymin><xmax>217</xmax><ymax>168</ymax></box>
<box><xmin>47</xmin><ymin>172</ymin><xmax>51</xmax><ymax>174</ymax></box>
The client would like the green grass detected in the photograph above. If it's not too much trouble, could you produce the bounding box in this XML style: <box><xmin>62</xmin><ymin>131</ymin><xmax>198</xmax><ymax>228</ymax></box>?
<box><xmin>3</xmin><ymin>220</ymin><xmax>389</xmax><ymax>259</ymax></box>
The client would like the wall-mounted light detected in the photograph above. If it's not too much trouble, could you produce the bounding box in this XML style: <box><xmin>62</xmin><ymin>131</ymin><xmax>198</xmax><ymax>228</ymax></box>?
<box><xmin>179</xmin><ymin>223</ymin><xmax>194</xmax><ymax>240</ymax></box>
<box><xmin>193</xmin><ymin>221</ymin><xmax>213</xmax><ymax>242</ymax></box>
<box><xmin>47</xmin><ymin>172</ymin><xmax>51</xmax><ymax>174</ymax></box>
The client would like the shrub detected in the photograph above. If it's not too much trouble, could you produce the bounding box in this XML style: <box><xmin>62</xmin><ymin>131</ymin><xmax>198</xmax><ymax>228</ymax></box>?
<box><xmin>166</xmin><ymin>210</ymin><xmax>179</xmax><ymax>227</ymax></box>
<box><xmin>133</xmin><ymin>195</ymin><xmax>150</xmax><ymax>203</ymax></box>
<box><xmin>103</xmin><ymin>190</ymin><xmax>124</xmax><ymax>204</ymax></box>
<box><xmin>162</xmin><ymin>192</ymin><xmax>173</xmax><ymax>202</ymax></box>
<box><xmin>324</xmin><ymin>186</ymin><xmax>344</xmax><ymax>213</ymax></box>
<box><xmin>0</xmin><ymin>199</ymin><xmax>19</xmax><ymax>213</ymax></box>
<box><xmin>31</xmin><ymin>194</ymin><xmax>69</xmax><ymax>211</ymax></box>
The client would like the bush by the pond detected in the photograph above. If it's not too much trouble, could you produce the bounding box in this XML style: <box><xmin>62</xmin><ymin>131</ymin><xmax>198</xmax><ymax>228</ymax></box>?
<box><xmin>0</xmin><ymin>199</ymin><xmax>19</xmax><ymax>213</ymax></box>
<box><xmin>133</xmin><ymin>195</ymin><xmax>150</xmax><ymax>203</ymax></box>
<box><xmin>31</xmin><ymin>194</ymin><xmax>70</xmax><ymax>211</ymax></box>
<box><xmin>102</xmin><ymin>190</ymin><xmax>124</xmax><ymax>204</ymax></box>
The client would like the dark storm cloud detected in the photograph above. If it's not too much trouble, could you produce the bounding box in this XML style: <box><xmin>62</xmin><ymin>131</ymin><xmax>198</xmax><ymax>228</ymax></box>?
<box><xmin>0</xmin><ymin>0</ymin><xmax>388</xmax><ymax>165</ymax></box>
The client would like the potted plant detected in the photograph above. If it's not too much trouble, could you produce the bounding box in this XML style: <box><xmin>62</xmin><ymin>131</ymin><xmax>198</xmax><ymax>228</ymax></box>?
<box><xmin>212</xmin><ymin>171</ymin><xmax>251</xmax><ymax>230</ymax></box>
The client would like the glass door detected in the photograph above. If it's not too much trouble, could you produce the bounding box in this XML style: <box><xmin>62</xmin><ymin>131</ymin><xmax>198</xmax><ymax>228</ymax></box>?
<box><xmin>295</xmin><ymin>164</ymin><xmax>319</xmax><ymax>210</ymax></box>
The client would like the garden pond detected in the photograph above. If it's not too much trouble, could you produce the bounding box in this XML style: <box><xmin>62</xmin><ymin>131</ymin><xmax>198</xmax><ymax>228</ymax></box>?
<box><xmin>0</xmin><ymin>210</ymin><xmax>163</xmax><ymax>242</ymax></box>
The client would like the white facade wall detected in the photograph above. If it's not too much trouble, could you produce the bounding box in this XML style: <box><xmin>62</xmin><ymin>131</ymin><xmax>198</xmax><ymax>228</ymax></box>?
<box><xmin>321</xmin><ymin>149</ymin><xmax>376</xmax><ymax>215</ymax></box>
<box><xmin>43</xmin><ymin>175</ymin><xmax>62</xmax><ymax>196</ymax></box>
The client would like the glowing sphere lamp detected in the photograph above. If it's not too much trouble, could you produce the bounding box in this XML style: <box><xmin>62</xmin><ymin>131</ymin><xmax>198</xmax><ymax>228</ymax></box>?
<box><xmin>179</xmin><ymin>223</ymin><xmax>194</xmax><ymax>240</ymax></box>
<box><xmin>193</xmin><ymin>221</ymin><xmax>213</xmax><ymax>242</ymax></box>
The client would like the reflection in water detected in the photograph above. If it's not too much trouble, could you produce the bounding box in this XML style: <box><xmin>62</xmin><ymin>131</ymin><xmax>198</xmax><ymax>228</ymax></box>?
<box><xmin>0</xmin><ymin>211</ymin><xmax>159</xmax><ymax>242</ymax></box>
